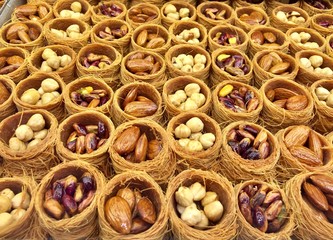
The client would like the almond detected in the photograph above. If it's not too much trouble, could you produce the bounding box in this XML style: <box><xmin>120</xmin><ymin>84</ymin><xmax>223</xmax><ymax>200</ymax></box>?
<box><xmin>6</xmin><ymin>56</ymin><xmax>24</xmax><ymax>65</ymax></box>
<box><xmin>146</xmin><ymin>37</ymin><xmax>165</xmax><ymax>49</ymax></box>
<box><xmin>273</xmin><ymin>88</ymin><xmax>298</xmax><ymax>100</ymax></box>
<box><xmin>284</xmin><ymin>125</ymin><xmax>310</xmax><ymax>148</ymax></box>
<box><xmin>308</xmin><ymin>130</ymin><xmax>323</xmax><ymax>162</ymax></box>
<box><xmin>116</xmin><ymin>188</ymin><xmax>136</xmax><ymax>212</ymax></box>
<box><xmin>134</xmin><ymin>133</ymin><xmax>148</xmax><ymax>162</ymax></box>
<box><xmin>130</xmin><ymin>217</ymin><xmax>151</xmax><ymax>234</ymax></box>
<box><xmin>269</xmin><ymin>52</ymin><xmax>283</xmax><ymax>65</ymax></box>
<box><xmin>15</xmin><ymin>5</ymin><xmax>37</xmax><ymax>16</ymax></box>
<box><xmin>0</xmin><ymin>82</ymin><xmax>10</xmax><ymax>104</ymax></box>
<box><xmin>263</xmin><ymin>32</ymin><xmax>277</xmax><ymax>43</ymax></box>
<box><xmin>114</xmin><ymin>126</ymin><xmax>141</xmax><ymax>155</ymax></box>
<box><xmin>104</xmin><ymin>196</ymin><xmax>132</xmax><ymax>234</ymax></box>
<box><xmin>269</xmin><ymin>62</ymin><xmax>290</xmax><ymax>74</ymax></box>
<box><xmin>124</xmin><ymin>100</ymin><xmax>158</xmax><ymax>117</ymax></box>
<box><xmin>273</xmin><ymin>99</ymin><xmax>287</xmax><ymax>108</ymax></box>
<box><xmin>327</xmin><ymin>194</ymin><xmax>333</xmax><ymax>205</ymax></box>
<box><xmin>137</xmin><ymin>197</ymin><xmax>156</xmax><ymax>224</ymax></box>
<box><xmin>147</xmin><ymin>139</ymin><xmax>162</xmax><ymax>160</ymax></box>
<box><xmin>266</xmin><ymin>89</ymin><xmax>275</xmax><ymax>101</ymax></box>
<box><xmin>38</xmin><ymin>5</ymin><xmax>48</xmax><ymax>18</ymax></box>
<box><xmin>251</xmin><ymin>31</ymin><xmax>264</xmax><ymax>45</ymax></box>
<box><xmin>122</xmin><ymin>87</ymin><xmax>138</xmax><ymax>109</ymax></box>
<box><xmin>286</xmin><ymin>95</ymin><xmax>308</xmax><ymax>111</ymax></box>
<box><xmin>126</xmin><ymin>59</ymin><xmax>154</xmax><ymax>73</ymax></box>
<box><xmin>259</xmin><ymin>54</ymin><xmax>273</xmax><ymax>71</ymax></box>
<box><xmin>136</xmin><ymin>30</ymin><xmax>148</xmax><ymax>46</ymax></box>
<box><xmin>6</xmin><ymin>23</ymin><xmax>29</xmax><ymax>40</ymax></box>
<box><xmin>309</xmin><ymin>174</ymin><xmax>333</xmax><ymax>194</ymax></box>
<box><xmin>289</xmin><ymin>145</ymin><xmax>323</xmax><ymax>167</ymax></box>
<box><xmin>302</xmin><ymin>182</ymin><xmax>329</xmax><ymax>211</ymax></box>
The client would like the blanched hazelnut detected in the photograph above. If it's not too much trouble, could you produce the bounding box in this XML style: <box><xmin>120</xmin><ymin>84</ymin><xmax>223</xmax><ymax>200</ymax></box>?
<box><xmin>175</xmin><ymin>186</ymin><xmax>193</xmax><ymax>207</ymax></box>
<box><xmin>33</xmin><ymin>129</ymin><xmax>48</xmax><ymax>140</ymax></box>
<box><xmin>181</xmin><ymin>65</ymin><xmax>193</xmax><ymax>73</ymax></box>
<box><xmin>189</xmin><ymin>132</ymin><xmax>202</xmax><ymax>141</ymax></box>
<box><xmin>186</xmin><ymin>117</ymin><xmax>204</xmax><ymax>133</ymax></box>
<box><xmin>41</xmin><ymin>92</ymin><xmax>56</xmax><ymax>104</ymax></box>
<box><xmin>27</xmin><ymin>138</ymin><xmax>41</xmax><ymax>149</ymax></box>
<box><xmin>60</xmin><ymin>9</ymin><xmax>72</xmax><ymax>18</ymax></box>
<box><xmin>42</xmin><ymin>48</ymin><xmax>57</xmax><ymax>60</ymax></box>
<box><xmin>199</xmin><ymin>133</ymin><xmax>216</xmax><ymax>149</ymax></box>
<box><xmin>60</xmin><ymin>55</ymin><xmax>72</xmax><ymax>67</ymax></box>
<box><xmin>40</xmin><ymin>62</ymin><xmax>52</xmax><ymax>72</ymax></box>
<box><xmin>186</xmin><ymin>140</ymin><xmax>203</xmax><ymax>151</ymax></box>
<box><xmin>326</xmin><ymin>94</ymin><xmax>333</xmax><ymax>107</ymax></box>
<box><xmin>178</xmin><ymin>138</ymin><xmax>190</xmax><ymax>147</ymax></box>
<box><xmin>182</xmin><ymin>55</ymin><xmax>194</xmax><ymax>66</ymax></box>
<box><xmin>184</xmin><ymin>83</ymin><xmax>200</xmax><ymax>97</ymax></box>
<box><xmin>203</xmin><ymin>200</ymin><xmax>224</xmax><ymax>222</ymax></box>
<box><xmin>181</xmin><ymin>203</ymin><xmax>201</xmax><ymax>226</ymax></box>
<box><xmin>172</xmin><ymin>57</ymin><xmax>183</xmax><ymax>69</ymax></box>
<box><xmin>177</xmin><ymin>204</ymin><xmax>186</xmax><ymax>214</ymax></box>
<box><xmin>71</xmin><ymin>2</ymin><xmax>82</xmax><ymax>13</ymax></box>
<box><xmin>179</xmin><ymin>8</ymin><xmax>190</xmax><ymax>18</ymax></box>
<box><xmin>46</xmin><ymin>56</ymin><xmax>61</xmax><ymax>70</ymax></box>
<box><xmin>174</xmin><ymin>124</ymin><xmax>191</xmax><ymax>139</ymax></box>
<box><xmin>184</xmin><ymin>98</ymin><xmax>198</xmax><ymax>111</ymax></box>
<box><xmin>194</xmin><ymin>54</ymin><xmax>206</xmax><ymax>65</ymax></box>
<box><xmin>193</xmin><ymin>63</ymin><xmax>205</xmax><ymax>72</ymax></box>
<box><xmin>168</xmin><ymin>94</ymin><xmax>182</xmax><ymax>107</ymax></box>
<box><xmin>189</xmin><ymin>182</ymin><xmax>206</xmax><ymax>201</ymax></box>
<box><xmin>300</xmin><ymin>58</ymin><xmax>311</xmax><ymax>69</ymax></box>
<box><xmin>9</xmin><ymin>137</ymin><xmax>26</xmax><ymax>151</ymax></box>
<box><xmin>190</xmin><ymin>93</ymin><xmax>206</xmax><ymax>107</ymax></box>
<box><xmin>174</xmin><ymin>90</ymin><xmax>187</xmax><ymax>103</ymax></box>
<box><xmin>21</xmin><ymin>89</ymin><xmax>40</xmax><ymax>105</ymax></box>
<box><xmin>15</xmin><ymin>125</ymin><xmax>33</xmax><ymax>142</ymax></box>
<box><xmin>201</xmin><ymin>191</ymin><xmax>218</xmax><ymax>206</ymax></box>
<box><xmin>164</xmin><ymin>4</ymin><xmax>177</xmax><ymax>14</ymax></box>
<box><xmin>195</xmin><ymin>210</ymin><xmax>209</xmax><ymax>229</ymax></box>
<box><xmin>26</xmin><ymin>113</ymin><xmax>45</xmax><ymax>131</ymax></box>
<box><xmin>41</xmin><ymin>78</ymin><xmax>59</xmax><ymax>93</ymax></box>
<box><xmin>315</xmin><ymin>87</ymin><xmax>330</xmax><ymax>101</ymax></box>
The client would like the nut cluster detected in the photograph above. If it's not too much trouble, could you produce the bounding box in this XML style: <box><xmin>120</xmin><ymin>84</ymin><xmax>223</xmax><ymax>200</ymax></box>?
<box><xmin>98</xmin><ymin>25</ymin><xmax>128</xmax><ymax>41</ymax></box>
<box><xmin>71</xmin><ymin>86</ymin><xmax>109</xmax><ymax>108</ymax></box>
<box><xmin>0</xmin><ymin>55</ymin><xmax>24</xmax><ymax>74</ymax></box>
<box><xmin>14</xmin><ymin>4</ymin><xmax>48</xmax><ymax>21</ymax></box>
<box><xmin>251</xmin><ymin>31</ymin><xmax>279</xmax><ymax>47</ymax></box>
<box><xmin>114</xmin><ymin>126</ymin><xmax>162</xmax><ymax>162</ymax></box>
<box><xmin>203</xmin><ymin>7</ymin><xmax>226</xmax><ymax>20</ymax></box>
<box><xmin>43</xmin><ymin>173</ymin><xmax>95</xmax><ymax>220</ymax></box>
<box><xmin>275</xmin><ymin>11</ymin><xmax>305</xmax><ymax>25</ymax></box>
<box><xmin>175</xmin><ymin>182</ymin><xmax>224</xmax><ymax>229</ymax></box>
<box><xmin>128</xmin><ymin>6</ymin><xmax>157</xmax><ymax>23</ymax></box>
<box><xmin>317</xmin><ymin>19</ymin><xmax>333</xmax><ymax>29</ymax></box>
<box><xmin>0</xmin><ymin>187</ymin><xmax>31</xmax><ymax>230</ymax></box>
<box><xmin>51</xmin><ymin>24</ymin><xmax>82</xmax><ymax>39</ymax></box>
<box><xmin>227</xmin><ymin>124</ymin><xmax>270</xmax><ymax>160</ymax></box>
<box><xmin>82</xmin><ymin>53</ymin><xmax>113</xmax><ymax>70</ymax></box>
<box><xmin>126</xmin><ymin>52</ymin><xmax>161</xmax><ymax>75</ymax></box>
<box><xmin>97</xmin><ymin>3</ymin><xmax>123</xmax><ymax>17</ymax></box>
<box><xmin>300</xmin><ymin>55</ymin><xmax>333</xmax><ymax>75</ymax></box>
<box><xmin>172</xmin><ymin>53</ymin><xmax>206</xmax><ymax>73</ymax></box>
<box><xmin>105</xmin><ymin>187</ymin><xmax>157</xmax><ymax>234</ymax></box>
<box><xmin>136</xmin><ymin>30</ymin><xmax>165</xmax><ymax>49</ymax></box>
<box><xmin>59</xmin><ymin>2</ymin><xmax>84</xmax><ymax>18</ymax></box>
<box><xmin>164</xmin><ymin>4</ymin><xmax>190</xmax><ymax>21</ymax></box>
<box><xmin>174</xmin><ymin>117</ymin><xmax>216</xmax><ymax>152</ymax></box>
<box><xmin>66</xmin><ymin>122</ymin><xmax>109</xmax><ymax>154</ymax></box>
<box><xmin>6</xmin><ymin>22</ymin><xmax>40</xmax><ymax>44</ymax></box>
<box><xmin>213</xmin><ymin>32</ymin><xmax>239</xmax><ymax>46</ymax></box>
<box><xmin>290</xmin><ymin>31</ymin><xmax>319</xmax><ymax>48</ymax></box>
<box><xmin>9</xmin><ymin>113</ymin><xmax>48</xmax><ymax>151</ymax></box>
<box><xmin>302</xmin><ymin>174</ymin><xmax>333</xmax><ymax>223</ymax></box>
<box><xmin>267</xmin><ymin>87</ymin><xmax>308</xmax><ymax>111</ymax></box>
<box><xmin>259</xmin><ymin>52</ymin><xmax>290</xmax><ymax>75</ymax></box>
<box><xmin>0</xmin><ymin>82</ymin><xmax>10</xmax><ymax>105</ymax></box>
<box><xmin>122</xmin><ymin>87</ymin><xmax>157</xmax><ymax>117</ymax></box>
<box><xmin>40</xmin><ymin>48</ymin><xmax>72</xmax><ymax>72</ymax></box>
<box><xmin>20</xmin><ymin>78</ymin><xmax>60</xmax><ymax>106</ymax></box>
<box><xmin>239</xmin><ymin>11</ymin><xmax>266</xmax><ymax>25</ymax></box>
<box><xmin>238</xmin><ymin>184</ymin><xmax>287</xmax><ymax>233</ymax></box>
<box><xmin>175</xmin><ymin>28</ymin><xmax>201</xmax><ymax>44</ymax></box>
<box><xmin>218</xmin><ymin>84</ymin><xmax>259</xmax><ymax>113</ymax></box>
<box><xmin>168</xmin><ymin>83</ymin><xmax>206</xmax><ymax>111</ymax></box>
<box><xmin>284</xmin><ymin>125</ymin><xmax>324</xmax><ymax>167</ymax></box>
<box><xmin>216</xmin><ymin>54</ymin><xmax>250</xmax><ymax>76</ymax></box>
<box><xmin>305</xmin><ymin>0</ymin><xmax>330</xmax><ymax>9</ymax></box>
<box><xmin>315</xmin><ymin>86</ymin><xmax>333</xmax><ymax>107</ymax></box>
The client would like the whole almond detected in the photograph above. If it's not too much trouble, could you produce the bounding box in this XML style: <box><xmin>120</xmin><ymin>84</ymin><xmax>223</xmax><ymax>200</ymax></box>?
<box><xmin>131</xmin><ymin>217</ymin><xmax>151</xmax><ymax>234</ymax></box>
<box><xmin>259</xmin><ymin>54</ymin><xmax>273</xmax><ymax>71</ymax></box>
<box><xmin>38</xmin><ymin>5</ymin><xmax>48</xmax><ymax>18</ymax></box>
<box><xmin>6</xmin><ymin>55</ymin><xmax>24</xmax><ymax>65</ymax></box>
<box><xmin>302</xmin><ymin>182</ymin><xmax>329</xmax><ymax>211</ymax></box>
<box><xmin>134</xmin><ymin>133</ymin><xmax>148</xmax><ymax>162</ymax></box>
<box><xmin>269</xmin><ymin>62</ymin><xmax>290</xmax><ymax>74</ymax></box>
<box><xmin>284</xmin><ymin>125</ymin><xmax>310</xmax><ymax>148</ymax></box>
<box><xmin>286</xmin><ymin>95</ymin><xmax>308</xmax><ymax>111</ymax></box>
<box><xmin>308</xmin><ymin>130</ymin><xmax>323</xmax><ymax>161</ymax></box>
<box><xmin>137</xmin><ymin>197</ymin><xmax>157</xmax><ymax>224</ymax></box>
<box><xmin>126</xmin><ymin>59</ymin><xmax>154</xmax><ymax>73</ymax></box>
<box><xmin>269</xmin><ymin>52</ymin><xmax>283</xmax><ymax>65</ymax></box>
<box><xmin>147</xmin><ymin>139</ymin><xmax>162</xmax><ymax>160</ymax></box>
<box><xmin>266</xmin><ymin>89</ymin><xmax>275</xmax><ymax>101</ymax></box>
<box><xmin>116</xmin><ymin>188</ymin><xmax>136</xmax><ymax>212</ymax></box>
<box><xmin>104</xmin><ymin>196</ymin><xmax>132</xmax><ymax>234</ymax></box>
<box><xmin>114</xmin><ymin>126</ymin><xmax>141</xmax><ymax>155</ymax></box>
<box><xmin>309</xmin><ymin>174</ymin><xmax>333</xmax><ymax>194</ymax></box>
<box><xmin>15</xmin><ymin>5</ymin><xmax>37</xmax><ymax>16</ymax></box>
<box><xmin>289</xmin><ymin>145</ymin><xmax>323</xmax><ymax>167</ymax></box>
<box><xmin>273</xmin><ymin>88</ymin><xmax>298</xmax><ymax>100</ymax></box>
<box><xmin>150</xmin><ymin>62</ymin><xmax>161</xmax><ymax>74</ymax></box>
<box><xmin>251</xmin><ymin>31</ymin><xmax>264</xmax><ymax>45</ymax></box>
<box><xmin>263</xmin><ymin>32</ymin><xmax>277</xmax><ymax>43</ymax></box>
<box><xmin>124</xmin><ymin>101</ymin><xmax>158</xmax><ymax>117</ymax></box>
<box><xmin>6</xmin><ymin>23</ymin><xmax>29</xmax><ymax>40</ymax></box>
<box><xmin>146</xmin><ymin>37</ymin><xmax>165</xmax><ymax>49</ymax></box>
<box><xmin>122</xmin><ymin>87</ymin><xmax>138</xmax><ymax>109</ymax></box>
<box><xmin>273</xmin><ymin>99</ymin><xmax>287</xmax><ymax>108</ymax></box>
<box><xmin>0</xmin><ymin>82</ymin><xmax>10</xmax><ymax>104</ymax></box>
<box><xmin>137</xmin><ymin>30</ymin><xmax>148</xmax><ymax>46</ymax></box>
